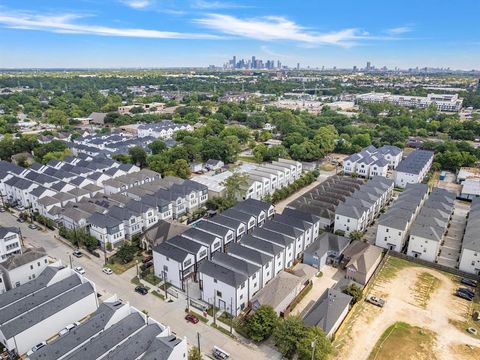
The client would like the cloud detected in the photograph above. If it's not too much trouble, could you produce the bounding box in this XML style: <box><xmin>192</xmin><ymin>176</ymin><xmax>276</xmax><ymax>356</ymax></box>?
<box><xmin>195</xmin><ymin>14</ymin><xmax>367</xmax><ymax>46</ymax></box>
<box><xmin>386</xmin><ymin>26</ymin><xmax>412</xmax><ymax>35</ymax></box>
<box><xmin>121</xmin><ymin>0</ymin><xmax>152</xmax><ymax>9</ymax></box>
<box><xmin>260</xmin><ymin>45</ymin><xmax>293</xmax><ymax>58</ymax></box>
<box><xmin>0</xmin><ymin>10</ymin><xmax>220</xmax><ymax>39</ymax></box>
<box><xmin>191</xmin><ymin>1</ymin><xmax>247</xmax><ymax>9</ymax></box>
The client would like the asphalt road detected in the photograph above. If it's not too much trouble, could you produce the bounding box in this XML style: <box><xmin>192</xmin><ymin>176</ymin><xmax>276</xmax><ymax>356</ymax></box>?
<box><xmin>0</xmin><ymin>211</ymin><xmax>280</xmax><ymax>360</ymax></box>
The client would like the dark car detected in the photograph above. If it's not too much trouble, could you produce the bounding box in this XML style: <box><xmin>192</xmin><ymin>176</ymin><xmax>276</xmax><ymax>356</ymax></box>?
<box><xmin>140</xmin><ymin>261</ymin><xmax>153</xmax><ymax>271</ymax></box>
<box><xmin>142</xmin><ymin>256</ymin><xmax>153</xmax><ymax>264</ymax></box>
<box><xmin>461</xmin><ymin>278</ymin><xmax>478</xmax><ymax>288</ymax></box>
<box><xmin>185</xmin><ymin>314</ymin><xmax>199</xmax><ymax>324</ymax></box>
<box><xmin>458</xmin><ymin>287</ymin><xmax>475</xmax><ymax>298</ymax></box>
<box><xmin>72</xmin><ymin>250</ymin><xmax>83</xmax><ymax>258</ymax></box>
<box><xmin>135</xmin><ymin>285</ymin><xmax>148</xmax><ymax>295</ymax></box>
<box><xmin>456</xmin><ymin>290</ymin><xmax>473</xmax><ymax>301</ymax></box>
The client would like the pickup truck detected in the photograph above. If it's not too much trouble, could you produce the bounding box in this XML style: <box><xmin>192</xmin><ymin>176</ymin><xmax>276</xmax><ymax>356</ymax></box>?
<box><xmin>366</xmin><ymin>295</ymin><xmax>385</xmax><ymax>308</ymax></box>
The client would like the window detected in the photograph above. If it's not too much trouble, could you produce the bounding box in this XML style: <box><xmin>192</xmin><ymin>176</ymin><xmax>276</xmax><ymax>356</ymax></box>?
<box><xmin>252</xmin><ymin>273</ymin><xmax>256</xmax><ymax>279</ymax></box>
<box><xmin>240</xmin><ymin>294</ymin><xmax>243</xmax><ymax>300</ymax></box>
<box><xmin>386</xmin><ymin>228</ymin><xmax>389</xmax><ymax>233</ymax></box>
<box><xmin>214</xmin><ymin>279</ymin><xmax>217</xmax><ymax>283</ymax></box>
<box><xmin>163</xmin><ymin>265</ymin><xmax>168</xmax><ymax>272</ymax></box>
<box><xmin>216</xmin><ymin>290</ymin><xmax>222</xmax><ymax>298</ymax></box>
<box><xmin>241</xmin><ymin>283</ymin><xmax>245</xmax><ymax>289</ymax></box>
<box><xmin>30</xmin><ymin>265</ymin><xmax>33</xmax><ymax>270</ymax></box>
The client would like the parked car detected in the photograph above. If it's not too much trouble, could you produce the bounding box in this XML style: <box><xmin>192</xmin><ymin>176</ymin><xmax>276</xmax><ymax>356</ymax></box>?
<box><xmin>456</xmin><ymin>290</ymin><xmax>473</xmax><ymax>301</ymax></box>
<box><xmin>458</xmin><ymin>287</ymin><xmax>475</xmax><ymax>298</ymax></box>
<box><xmin>16</xmin><ymin>206</ymin><xmax>25</xmax><ymax>211</ymax></box>
<box><xmin>212</xmin><ymin>346</ymin><xmax>230</xmax><ymax>360</ymax></box>
<box><xmin>72</xmin><ymin>250</ymin><xmax>83</xmax><ymax>258</ymax></box>
<box><xmin>17</xmin><ymin>218</ymin><xmax>25</xmax><ymax>223</ymax></box>
<box><xmin>366</xmin><ymin>295</ymin><xmax>385</xmax><ymax>308</ymax></box>
<box><xmin>135</xmin><ymin>285</ymin><xmax>148</xmax><ymax>295</ymax></box>
<box><xmin>58</xmin><ymin>322</ymin><xmax>80</xmax><ymax>336</ymax></box>
<box><xmin>74</xmin><ymin>266</ymin><xmax>85</xmax><ymax>275</ymax></box>
<box><xmin>140</xmin><ymin>261</ymin><xmax>153</xmax><ymax>271</ymax></box>
<box><xmin>185</xmin><ymin>314</ymin><xmax>199</xmax><ymax>324</ymax></box>
<box><xmin>102</xmin><ymin>267</ymin><xmax>113</xmax><ymax>275</ymax></box>
<box><xmin>461</xmin><ymin>278</ymin><xmax>478</xmax><ymax>288</ymax></box>
<box><xmin>28</xmin><ymin>223</ymin><xmax>38</xmax><ymax>230</ymax></box>
<box><xmin>467</xmin><ymin>327</ymin><xmax>478</xmax><ymax>335</ymax></box>
<box><xmin>26</xmin><ymin>342</ymin><xmax>47</xmax><ymax>356</ymax></box>
<box><xmin>0</xmin><ymin>207</ymin><xmax>5</xmax><ymax>212</ymax></box>
<box><xmin>142</xmin><ymin>255</ymin><xmax>153</xmax><ymax>263</ymax></box>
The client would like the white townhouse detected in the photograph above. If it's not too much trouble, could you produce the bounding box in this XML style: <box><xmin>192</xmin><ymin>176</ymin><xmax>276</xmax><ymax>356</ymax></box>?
<box><xmin>282</xmin><ymin>207</ymin><xmax>322</xmax><ymax>240</ymax></box>
<box><xmin>394</xmin><ymin>150</ymin><xmax>434</xmax><ymax>188</ymax></box>
<box><xmin>88</xmin><ymin>212</ymin><xmax>125</xmax><ymax>248</ymax></box>
<box><xmin>343</xmin><ymin>145</ymin><xmax>402</xmax><ymax>178</ymax></box>
<box><xmin>198</xmin><ymin>260</ymin><xmax>249</xmax><ymax>316</ymax></box>
<box><xmin>153</xmin><ymin>242</ymin><xmax>195</xmax><ymax>291</ymax></box>
<box><xmin>232</xmin><ymin>201</ymin><xmax>267</xmax><ymax>227</ymax></box>
<box><xmin>228</xmin><ymin>243</ymin><xmax>274</xmax><ymax>288</ymax></box>
<box><xmin>276</xmin><ymin>158</ymin><xmax>303</xmax><ymax>179</ymax></box>
<box><xmin>271</xmin><ymin>213</ymin><xmax>315</xmax><ymax>250</ymax></box>
<box><xmin>3</xmin><ymin>176</ymin><xmax>38</xmax><ymax>208</ymax></box>
<box><xmin>212</xmin><ymin>252</ymin><xmax>262</xmax><ymax>301</ymax></box>
<box><xmin>0</xmin><ymin>227</ymin><xmax>22</xmax><ymax>263</ymax></box>
<box><xmin>208</xmin><ymin>215</ymin><xmax>246</xmax><ymax>241</ymax></box>
<box><xmin>0</xmin><ymin>248</ymin><xmax>48</xmax><ymax>291</ymax></box>
<box><xmin>251</xmin><ymin>227</ymin><xmax>296</xmax><ymax>267</ymax></box>
<box><xmin>107</xmin><ymin>205</ymin><xmax>144</xmax><ymax>240</ymax></box>
<box><xmin>241</xmin><ymin>235</ymin><xmax>285</xmax><ymax>276</ymax></box>
<box><xmin>256</xmin><ymin>165</ymin><xmax>286</xmax><ymax>188</ymax></box>
<box><xmin>137</xmin><ymin>121</ymin><xmax>192</xmax><ymax>139</ymax></box>
<box><xmin>459</xmin><ymin>198</ymin><xmax>480</xmax><ymax>274</ymax></box>
<box><xmin>406</xmin><ymin>224</ymin><xmax>443</xmax><ymax>262</ymax></box>
<box><xmin>167</xmin><ymin>235</ymin><xmax>208</xmax><ymax>277</ymax></box>
<box><xmin>195</xmin><ymin>220</ymin><xmax>235</xmax><ymax>251</ymax></box>
<box><xmin>181</xmin><ymin>228</ymin><xmax>222</xmax><ymax>259</ymax></box>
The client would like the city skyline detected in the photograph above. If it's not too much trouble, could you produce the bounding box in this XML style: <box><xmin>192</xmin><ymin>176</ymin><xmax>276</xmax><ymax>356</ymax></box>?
<box><xmin>0</xmin><ymin>0</ymin><xmax>479</xmax><ymax>70</ymax></box>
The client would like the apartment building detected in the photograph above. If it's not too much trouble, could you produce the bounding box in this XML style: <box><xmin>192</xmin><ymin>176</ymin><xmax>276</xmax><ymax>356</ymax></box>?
<box><xmin>459</xmin><ymin>197</ymin><xmax>480</xmax><ymax>274</ymax></box>
<box><xmin>343</xmin><ymin>145</ymin><xmax>403</xmax><ymax>178</ymax></box>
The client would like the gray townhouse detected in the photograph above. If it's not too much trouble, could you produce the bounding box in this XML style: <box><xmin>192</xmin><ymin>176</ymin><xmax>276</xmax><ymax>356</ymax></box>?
<box><xmin>181</xmin><ymin>228</ymin><xmax>222</xmax><ymax>259</ymax></box>
<box><xmin>207</xmin><ymin>215</ymin><xmax>246</xmax><ymax>240</ymax></box>
<box><xmin>194</xmin><ymin>220</ymin><xmax>235</xmax><ymax>251</ymax></box>
<box><xmin>228</xmin><ymin>243</ymin><xmax>274</xmax><ymax>288</ymax></box>
<box><xmin>251</xmin><ymin>226</ymin><xmax>296</xmax><ymax>268</ymax></box>
<box><xmin>240</xmin><ymin>234</ymin><xmax>285</xmax><ymax>276</ymax></box>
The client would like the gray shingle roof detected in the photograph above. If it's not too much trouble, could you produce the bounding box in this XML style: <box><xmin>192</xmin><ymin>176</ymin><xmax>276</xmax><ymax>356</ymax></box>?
<box><xmin>153</xmin><ymin>242</ymin><xmax>190</xmax><ymax>263</ymax></box>
<box><xmin>198</xmin><ymin>260</ymin><xmax>247</xmax><ymax>288</ymax></box>
<box><xmin>228</xmin><ymin>243</ymin><xmax>272</xmax><ymax>267</ymax></box>
<box><xmin>396</xmin><ymin>150</ymin><xmax>433</xmax><ymax>175</ymax></box>
<box><xmin>212</xmin><ymin>252</ymin><xmax>260</xmax><ymax>277</ymax></box>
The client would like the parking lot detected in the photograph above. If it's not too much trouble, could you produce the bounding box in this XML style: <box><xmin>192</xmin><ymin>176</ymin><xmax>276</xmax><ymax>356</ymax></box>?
<box><xmin>437</xmin><ymin>200</ymin><xmax>469</xmax><ymax>268</ymax></box>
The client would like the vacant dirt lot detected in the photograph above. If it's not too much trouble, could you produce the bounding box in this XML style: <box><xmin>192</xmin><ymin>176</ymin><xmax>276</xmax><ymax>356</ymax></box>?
<box><xmin>333</xmin><ymin>257</ymin><xmax>480</xmax><ymax>360</ymax></box>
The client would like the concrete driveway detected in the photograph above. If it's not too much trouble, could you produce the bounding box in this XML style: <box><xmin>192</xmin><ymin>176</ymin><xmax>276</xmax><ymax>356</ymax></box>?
<box><xmin>0</xmin><ymin>211</ymin><xmax>281</xmax><ymax>360</ymax></box>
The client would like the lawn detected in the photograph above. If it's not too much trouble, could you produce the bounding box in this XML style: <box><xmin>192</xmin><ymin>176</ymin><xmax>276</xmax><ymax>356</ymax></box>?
<box><xmin>368</xmin><ymin>322</ymin><xmax>437</xmax><ymax>360</ymax></box>
<box><xmin>411</xmin><ymin>272</ymin><xmax>441</xmax><ymax>308</ymax></box>
<box><xmin>375</xmin><ymin>256</ymin><xmax>416</xmax><ymax>283</ymax></box>
<box><xmin>151</xmin><ymin>290</ymin><xmax>165</xmax><ymax>301</ymax></box>
<box><xmin>449</xmin><ymin>301</ymin><xmax>480</xmax><ymax>340</ymax></box>
<box><xmin>109</xmin><ymin>255</ymin><xmax>143</xmax><ymax>274</ymax></box>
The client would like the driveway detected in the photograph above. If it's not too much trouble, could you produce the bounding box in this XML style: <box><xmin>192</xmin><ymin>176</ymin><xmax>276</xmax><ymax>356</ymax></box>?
<box><xmin>437</xmin><ymin>201</ymin><xmax>469</xmax><ymax>268</ymax></box>
<box><xmin>291</xmin><ymin>265</ymin><xmax>345</xmax><ymax>317</ymax></box>
<box><xmin>0</xmin><ymin>211</ymin><xmax>280</xmax><ymax>360</ymax></box>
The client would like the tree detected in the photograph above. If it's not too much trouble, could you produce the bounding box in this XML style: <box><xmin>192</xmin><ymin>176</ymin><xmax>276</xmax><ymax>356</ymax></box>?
<box><xmin>222</xmin><ymin>171</ymin><xmax>249</xmax><ymax>201</ymax></box>
<box><xmin>128</xmin><ymin>146</ymin><xmax>147</xmax><ymax>167</ymax></box>
<box><xmin>297</xmin><ymin>326</ymin><xmax>331</xmax><ymax>360</ymax></box>
<box><xmin>273</xmin><ymin>316</ymin><xmax>306</xmax><ymax>358</ymax></box>
<box><xmin>148</xmin><ymin>140</ymin><xmax>167</xmax><ymax>155</ymax></box>
<box><xmin>188</xmin><ymin>346</ymin><xmax>202</xmax><ymax>360</ymax></box>
<box><xmin>343</xmin><ymin>284</ymin><xmax>363</xmax><ymax>304</ymax></box>
<box><xmin>46</xmin><ymin>109</ymin><xmax>68</xmax><ymax>129</ymax></box>
<box><xmin>314</xmin><ymin>125</ymin><xmax>338</xmax><ymax>155</ymax></box>
<box><xmin>112</xmin><ymin>153</ymin><xmax>131</xmax><ymax>164</ymax></box>
<box><xmin>245</xmin><ymin>305</ymin><xmax>279</xmax><ymax>341</ymax></box>
<box><xmin>42</xmin><ymin>148</ymin><xmax>72</xmax><ymax>164</ymax></box>
<box><xmin>349</xmin><ymin>230</ymin><xmax>363</xmax><ymax>242</ymax></box>
<box><xmin>171</xmin><ymin>159</ymin><xmax>191</xmax><ymax>179</ymax></box>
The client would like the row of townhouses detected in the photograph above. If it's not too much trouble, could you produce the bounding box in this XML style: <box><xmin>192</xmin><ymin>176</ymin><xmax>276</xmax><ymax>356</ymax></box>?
<box><xmin>0</xmin><ymin>155</ymin><xmax>209</xmax><ymax>249</ymax></box>
<box><xmin>356</xmin><ymin>92</ymin><xmax>463</xmax><ymax>112</ymax></box>
<box><xmin>288</xmin><ymin>176</ymin><xmax>365</xmax><ymax>229</ymax></box>
<box><xmin>137</xmin><ymin>121</ymin><xmax>193</xmax><ymax>139</ymax></box>
<box><xmin>406</xmin><ymin>188</ymin><xmax>456</xmax><ymax>262</ymax></box>
<box><xmin>0</xmin><ymin>264</ymin><xmax>186</xmax><ymax>359</ymax></box>
<box><xmin>393</xmin><ymin>150</ymin><xmax>434</xmax><ymax>188</ymax></box>
<box><xmin>198</xmin><ymin>206</ymin><xmax>322</xmax><ymax>316</ymax></box>
<box><xmin>334</xmin><ymin>176</ymin><xmax>395</xmax><ymax>236</ymax></box>
<box><xmin>193</xmin><ymin>158</ymin><xmax>304</xmax><ymax>202</ymax></box>
<box><xmin>342</xmin><ymin>145</ymin><xmax>403</xmax><ymax>178</ymax></box>
<box><xmin>0</xmin><ymin>226</ymin><xmax>22</xmax><ymax>264</ymax></box>
<box><xmin>459</xmin><ymin>197</ymin><xmax>480</xmax><ymax>275</ymax></box>
<box><xmin>375</xmin><ymin>183</ymin><xmax>430</xmax><ymax>251</ymax></box>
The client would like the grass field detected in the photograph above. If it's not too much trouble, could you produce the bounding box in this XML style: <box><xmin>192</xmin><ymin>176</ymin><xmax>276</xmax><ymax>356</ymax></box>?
<box><xmin>368</xmin><ymin>322</ymin><xmax>437</xmax><ymax>360</ymax></box>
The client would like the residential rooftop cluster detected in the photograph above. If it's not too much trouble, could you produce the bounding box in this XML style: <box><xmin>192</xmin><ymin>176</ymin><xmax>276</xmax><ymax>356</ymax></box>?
<box><xmin>459</xmin><ymin>197</ymin><xmax>480</xmax><ymax>274</ymax></box>
<box><xmin>342</xmin><ymin>144</ymin><xmax>403</xmax><ymax>178</ymax></box>
<box><xmin>393</xmin><ymin>149</ymin><xmax>434</xmax><ymax>188</ymax></box>
<box><xmin>0</xmin><ymin>265</ymin><xmax>186</xmax><ymax>359</ymax></box>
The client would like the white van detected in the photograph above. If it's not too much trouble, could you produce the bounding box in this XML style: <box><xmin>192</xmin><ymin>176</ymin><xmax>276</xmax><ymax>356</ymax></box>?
<box><xmin>58</xmin><ymin>321</ymin><xmax>80</xmax><ymax>336</ymax></box>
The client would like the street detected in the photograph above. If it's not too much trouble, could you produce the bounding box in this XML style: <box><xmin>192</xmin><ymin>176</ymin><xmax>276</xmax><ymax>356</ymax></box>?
<box><xmin>0</xmin><ymin>211</ymin><xmax>280</xmax><ymax>360</ymax></box>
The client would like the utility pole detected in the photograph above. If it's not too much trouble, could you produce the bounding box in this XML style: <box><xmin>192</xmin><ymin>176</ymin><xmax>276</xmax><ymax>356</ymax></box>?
<box><xmin>186</xmin><ymin>279</ymin><xmax>190</xmax><ymax>311</ymax></box>
<box><xmin>162</xmin><ymin>270</ymin><xmax>168</xmax><ymax>299</ymax></box>
<box><xmin>213</xmin><ymin>292</ymin><xmax>217</xmax><ymax>325</ymax></box>
<box><xmin>69</xmin><ymin>254</ymin><xmax>73</xmax><ymax>269</ymax></box>
<box><xmin>197</xmin><ymin>332</ymin><xmax>201</xmax><ymax>353</ymax></box>
<box><xmin>136</xmin><ymin>260</ymin><xmax>139</xmax><ymax>278</ymax></box>
<box><xmin>229</xmin><ymin>297</ymin><xmax>233</xmax><ymax>334</ymax></box>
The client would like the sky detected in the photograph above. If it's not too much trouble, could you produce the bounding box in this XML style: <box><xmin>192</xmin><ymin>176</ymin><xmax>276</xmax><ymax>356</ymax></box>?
<box><xmin>0</xmin><ymin>0</ymin><xmax>479</xmax><ymax>70</ymax></box>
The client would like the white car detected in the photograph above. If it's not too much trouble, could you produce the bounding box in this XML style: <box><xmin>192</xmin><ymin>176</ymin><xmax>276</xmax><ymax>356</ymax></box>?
<box><xmin>58</xmin><ymin>322</ymin><xmax>80</xmax><ymax>336</ymax></box>
<box><xmin>102</xmin><ymin>267</ymin><xmax>113</xmax><ymax>275</ymax></box>
<box><xmin>26</xmin><ymin>342</ymin><xmax>47</xmax><ymax>355</ymax></box>
<box><xmin>74</xmin><ymin>266</ymin><xmax>85</xmax><ymax>275</ymax></box>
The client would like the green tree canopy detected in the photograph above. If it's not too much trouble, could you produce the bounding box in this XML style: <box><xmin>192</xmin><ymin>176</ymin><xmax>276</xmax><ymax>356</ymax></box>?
<box><xmin>245</xmin><ymin>305</ymin><xmax>279</xmax><ymax>341</ymax></box>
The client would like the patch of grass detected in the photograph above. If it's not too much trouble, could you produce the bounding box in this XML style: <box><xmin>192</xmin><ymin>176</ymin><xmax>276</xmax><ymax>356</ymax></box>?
<box><xmin>211</xmin><ymin>323</ymin><xmax>235</xmax><ymax>338</ymax></box>
<box><xmin>159</xmin><ymin>282</ymin><xmax>172</xmax><ymax>291</ymax></box>
<box><xmin>238</xmin><ymin>156</ymin><xmax>257</xmax><ymax>163</ymax></box>
<box><xmin>449</xmin><ymin>344</ymin><xmax>480</xmax><ymax>360</ymax></box>
<box><xmin>189</xmin><ymin>310</ymin><xmax>208</xmax><ymax>323</ymax></box>
<box><xmin>109</xmin><ymin>255</ymin><xmax>142</xmax><ymax>274</ymax></box>
<box><xmin>316</xmin><ymin>271</ymin><xmax>323</xmax><ymax>278</ymax></box>
<box><xmin>375</xmin><ymin>256</ymin><xmax>416</xmax><ymax>283</ymax></box>
<box><xmin>367</xmin><ymin>322</ymin><xmax>437</xmax><ymax>360</ymax></box>
<box><xmin>449</xmin><ymin>301</ymin><xmax>480</xmax><ymax>340</ymax></box>
<box><xmin>151</xmin><ymin>290</ymin><xmax>165</xmax><ymax>301</ymax></box>
<box><xmin>142</xmin><ymin>270</ymin><xmax>161</xmax><ymax>286</ymax></box>
<box><xmin>207</xmin><ymin>306</ymin><xmax>220</xmax><ymax>317</ymax></box>
<box><xmin>319</xmin><ymin>163</ymin><xmax>336</xmax><ymax>171</ymax></box>
<box><xmin>411</xmin><ymin>272</ymin><xmax>441</xmax><ymax>308</ymax></box>
<box><xmin>217</xmin><ymin>312</ymin><xmax>233</xmax><ymax>327</ymax></box>
<box><xmin>131</xmin><ymin>276</ymin><xmax>141</xmax><ymax>285</ymax></box>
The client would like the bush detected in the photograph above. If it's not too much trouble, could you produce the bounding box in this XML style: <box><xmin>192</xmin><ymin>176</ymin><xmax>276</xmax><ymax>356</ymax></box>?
<box><xmin>343</xmin><ymin>284</ymin><xmax>363</xmax><ymax>304</ymax></box>
<box><xmin>245</xmin><ymin>305</ymin><xmax>279</xmax><ymax>341</ymax></box>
